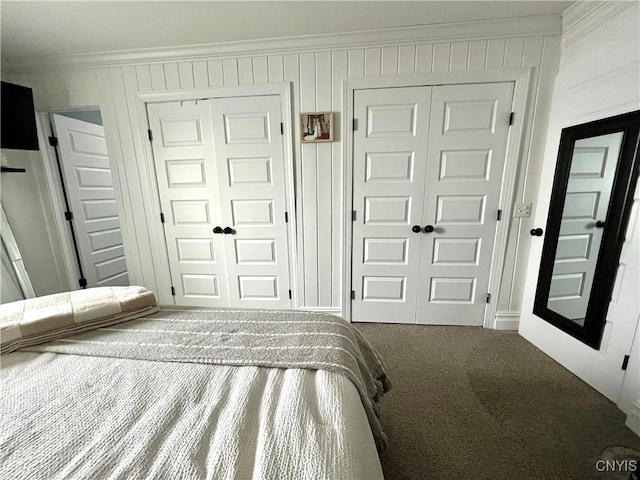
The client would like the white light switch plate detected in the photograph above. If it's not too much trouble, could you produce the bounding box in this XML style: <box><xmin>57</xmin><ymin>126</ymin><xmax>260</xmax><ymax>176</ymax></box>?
<box><xmin>513</xmin><ymin>202</ymin><xmax>532</xmax><ymax>218</ymax></box>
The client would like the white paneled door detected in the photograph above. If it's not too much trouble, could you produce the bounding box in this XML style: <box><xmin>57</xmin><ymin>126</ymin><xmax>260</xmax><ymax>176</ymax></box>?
<box><xmin>148</xmin><ymin>95</ymin><xmax>291</xmax><ymax>308</ymax></box>
<box><xmin>352</xmin><ymin>83</ymin><xmax>514</xmax><ymax>325</ymax></box>
<box><xmin>52</xmin><ymin>114</ymin><xmax>129</xmax><ymax>287</ymax></box>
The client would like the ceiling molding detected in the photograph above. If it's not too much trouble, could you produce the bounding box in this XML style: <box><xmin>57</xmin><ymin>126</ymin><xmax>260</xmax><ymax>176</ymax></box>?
<box><xmin>4</xmin><ymin>14</ymin><xmax>561</xmax><ymax>74</ymax></box>
<box><xmin>562</xmin><ymin>1</ymin><xmax>634</xmax><ymax>48</ymax></box>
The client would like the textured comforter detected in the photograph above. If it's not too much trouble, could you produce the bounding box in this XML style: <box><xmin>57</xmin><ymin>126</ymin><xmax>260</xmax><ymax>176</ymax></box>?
<box><xmin>0</xmin><ymin>307</ymin><xmax>389</xmax><ymax>480</ymax></box>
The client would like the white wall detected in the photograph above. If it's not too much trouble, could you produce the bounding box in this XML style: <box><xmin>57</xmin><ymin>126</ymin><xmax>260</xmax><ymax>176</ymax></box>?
<box><xmin>0</xmin><ymin>149</ymin><xmax>69</xmax><ymax>296</ymax></box>
<box><xmin>8</xmin><ymin>17</ymin><xmax>561</xmax><ymax>318</ymax></box>
<box><xmin>519</xmin><ymin>1</ymin><xmax>640</xmax><ymax>424</ymax></box>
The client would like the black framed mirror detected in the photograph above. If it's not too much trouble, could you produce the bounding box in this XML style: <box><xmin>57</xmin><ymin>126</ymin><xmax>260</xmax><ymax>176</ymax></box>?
<box><xmin>533</xmin><ymin>110</ymin><xmax>640</xmax><ymax>349</ymax></box>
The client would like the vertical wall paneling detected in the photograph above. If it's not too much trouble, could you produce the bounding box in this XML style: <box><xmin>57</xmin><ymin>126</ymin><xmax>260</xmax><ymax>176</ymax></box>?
<box><xmin>415</xmin><ymin>43</ymin><xmax>434</xmax><ymax>73</ymax></box>
<box><xmin>300</xmin><ymin>52</ymin><xmax>318</xmax><ymax>305</ymax></box>
<box><xmin>163</xmin><ymin>63</ymin><xmax>180</xmax><ymax>89</ymax></box>
<box><xmin>207</xmin><ymin>60</ymin><xmax>224</xmax><ymax>86</ymax></box>
<box><xmin>485</xmin><ymin>38</ymin><xmax>507</xmax><ymax>69</ymax></box>
<box><xmin>135</xmin><ymin>65</ymin><xmax>152</xmax><ymax>92</ymax></box>
<box><xmin>331</xmin><ymin>50</ymin><xmax>348</xmax><ymax>307</ymax></box>
<box><xmin>365</xmin><ymin>48</ymin><xmax>382</xmax><ymax>77</ymax></box>
<box><xmin>149</xmin><ymin>64</ymin><xmax>166</xmax><ymax>91</ymax></box>
<box><xmin>222</xmin><ymin>58</ymin><xmax>239</xmax><ymax>85</ymax></box>
<box><xmin>316</xmin><ymin>51</ymin><xmax>333</xmax><ymax>306</ymax></box>
<box><xmin>16</xmin><ymin>25</ymin><xmax>561</xmax><ymax>315</ymax></box>
<box><xmin>192</xmin><ymin>61</ymin><xmax>209</xmax><ymax>88</ymax></box>
<box><xmin>450</xmin><ymin>41</ymin><xmax>470</xmax><ymax>71</ymax></box>
<box><xmin>348</xmin><ymin>49</ymin><xmax>365</xmax><ymax>77</ymax></box>
<box><xmin>381</xmin><ymin>46</ymin><xmax>399</xmax><ymax>76</ymax></box>
<box><xmin>398</xmin><ymin>45</ymin><xmax>416</xmax><ymax>75</ymax></box>
<box><xmin>433</xmin><ymin>42</ymin><xmax>452</xmax><ymax>72</ymax></box>
<box><xmin>178</xmin><ymin>62</ymin><xmax>194</xmax><ymax>88</ymax></box>
<box><xmin>237</xmin><ymin>57</ymin><xmax>254</xmax><ymax>84</ymax></box>
<box><xmin>253</xmin><ymin>56</ymin><xmax>268</xmax><ymax>83</ymax></box>
<box><xmin>504</xmin><ymin>37</ymin><xmax>526</xmax><ymax>68</ymax></box>
<box><xmin>268</xmin><ymin>55</ymin><xmax>284</xmax><ymax>82</ymax></box>
<box><xmin>468</xmin><ymin>40</ymin><xmax>487</xmax><ymax>70</ymax></box>
<box><xmin>283</xmin><ymin>53</ymin><xmax>304</xmax><ymax>304</ymax></box>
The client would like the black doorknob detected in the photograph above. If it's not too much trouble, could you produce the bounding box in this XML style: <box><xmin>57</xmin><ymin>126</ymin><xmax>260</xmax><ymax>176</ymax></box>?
<box><xmin>595</xmin><ymin>220</ymin><xmax>606</xmax><ymax>228</ymax></box>
<box><xmin>213</xmin><ymin>226</ymin><xmax>223</xmax><ymax>234</ymax></box>
<box><xmin>411</xmin><ymin>225</ymin><xmax>422</xmax><ymax>233</ymax></box>
<box><xmin>223</xmin><ymin>227</ymin><xmax>236</xmax><ymax>235</ymax></box>
<box><xmin>530</xmin><ymin>228</ymin><xmax>543</xmax><ymax>236</ymax></box>
<box><xmin>424</xmin><ymin>225</ymin><xmax>435</xmax><ymax>233</ymax></box>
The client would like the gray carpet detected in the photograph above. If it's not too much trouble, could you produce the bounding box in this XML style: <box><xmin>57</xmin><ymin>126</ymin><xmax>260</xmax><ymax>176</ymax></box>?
<box><xmin>355</xmin><ymin>324</ymin><xmax>640</xmax><ymax>480</ymax></box>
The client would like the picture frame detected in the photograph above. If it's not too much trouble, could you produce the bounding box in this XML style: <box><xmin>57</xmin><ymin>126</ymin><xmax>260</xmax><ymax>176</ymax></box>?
<box><xmin>300</xmin><ymin>112</ymin><xmax>333</xmax><ymax>143</ymax></box>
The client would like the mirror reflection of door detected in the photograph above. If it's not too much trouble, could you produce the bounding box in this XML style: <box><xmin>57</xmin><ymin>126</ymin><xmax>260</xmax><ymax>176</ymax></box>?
<box><xmin>547</xmin><ymin>132</ymin><xmax>622</xmax><ymax>325</ymax></box>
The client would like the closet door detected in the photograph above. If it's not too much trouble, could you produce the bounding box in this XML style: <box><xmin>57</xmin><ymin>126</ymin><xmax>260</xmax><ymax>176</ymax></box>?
<box><xmin>210</xmin><ymin>95</ymin><xmax>291</xmax><ymax>309</ymax></box>
<box><xmin>415</xmin><ymin>82</ymin><xmax>514</xmax><ymax>325</ymax></box>
<box><xmin>351</xmin><ymin>87</ymin><xmax>432</xmax><ymax>323</ymax></box>
<box><xmin>147</xmin><ymin>101</ymin><xmax>231</xmax><ymax>306</ymax></box>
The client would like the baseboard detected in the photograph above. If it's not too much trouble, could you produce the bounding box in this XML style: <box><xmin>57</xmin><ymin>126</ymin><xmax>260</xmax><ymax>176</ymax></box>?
<box><xmin>624</xmin><ymin>401</ymin><xmax>640</xmax><ymax>437</ymax></box>
<box><xmin>299</xmin><ymin>307</ymin><xmax>344</xmax><ymax>317</ymax></box>
<box><xmin>494</xmin><ymin>312</ymin><xmax>520</xmax><ymax>330</ymax></box>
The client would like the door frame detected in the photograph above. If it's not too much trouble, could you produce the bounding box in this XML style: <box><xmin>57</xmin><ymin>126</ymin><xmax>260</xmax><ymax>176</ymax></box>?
<box><xmin>135</xmin><ymin>83</ymin><xmax>299</xmax><ymax>308</ymax></box>
<box><xmin>342</xmin><ymin>68</ymin><xmax>533</xmax><ymax>327</ymax></box>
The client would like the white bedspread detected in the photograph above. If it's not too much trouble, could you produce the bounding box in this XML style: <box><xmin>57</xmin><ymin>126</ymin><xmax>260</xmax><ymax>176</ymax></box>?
<box><xmin>0</xmin><ymin>350</ymin><xmax>384</xmax><ymax>480</ymax></box>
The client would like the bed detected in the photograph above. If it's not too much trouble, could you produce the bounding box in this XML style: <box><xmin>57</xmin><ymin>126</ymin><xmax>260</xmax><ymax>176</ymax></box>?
<box><xmin>0</xmin><ymin>287</ymin><xmax>389</xmax><ymax>480</ymax></box>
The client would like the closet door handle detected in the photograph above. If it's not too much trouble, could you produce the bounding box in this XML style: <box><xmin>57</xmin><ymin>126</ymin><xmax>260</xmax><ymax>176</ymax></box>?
<box><xmin>530</xmin><ymin>228</ymin><xmax>544</xmax><ymax>237</ymax></box>
<box><xmin>595</xmin><ymin>220</ymin><xmax>606</xmax><ymax>228</ymax></box>
<box><xmin>424</xmin><ymin>225</ymin><xmax>435</xmax><ymax>233</ymax></box>
<box><xmin>411</xmin><ymin>225</ymin><xmax>422</xmax><ymax>233</ymax></box>
<box><xmin>223</xmin><ymin>227</ymin><xmax>236</xmax><ymax>235</ymax></box>
<box><xmin>212</xmin><ymin>226</ymin><xmax>223</xmax><ymax>234</ymax></box>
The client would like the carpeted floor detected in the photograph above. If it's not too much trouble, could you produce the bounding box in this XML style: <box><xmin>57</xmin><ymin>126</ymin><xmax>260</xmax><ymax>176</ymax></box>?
<box><xmin>355</xmin><ymin>323</ymin><xmax>640</xmax><ymax>480</ymax></box>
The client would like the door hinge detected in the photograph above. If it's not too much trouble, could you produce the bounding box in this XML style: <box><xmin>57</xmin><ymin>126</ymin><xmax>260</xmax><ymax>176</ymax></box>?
<box><xmin>284</xmin><ymin>211</ymin><xmax>289</xmax><ymax>223</ymax></box>
<box><xmin>170</xmin><ymin>286</ymin><xmax>176</xmax><ymax>296</ymax></box>
<box><xmin>64</xmin><ymin>211</ymin><xmax>74</xmax><ymax>221</ymax></box>
<box><xmin>280</xmin><ymin>123</ymin><xmax>284</xmax><ymax>135</ymax></box>
<box><xmin>352</xmin><ymin>210</ymin><xmax>357</xmax><ymax>222</ymax></box>
<box><xmin>486</xmin><ymin>293</ymin><xmax>491</xmax><ymax>304</ymax></box>
<box><xmin>509</xmin><ymin>112</ymin><xmax>515</xmax><ymax>126</ymax></box>
<box><xmin>288</xmin><ymin>289</ymin><xmax>292</xmax><ymax>300</ymax></box>
<box><xmin>147</xmin><ymin>129</ymin><xmax>153</xmax><ymax>142</ymax></box>
<box><xmin>48</xmin><ymin>136</ymin><xmax>59</xmax><ymax>147</ymax></box>
<box><xmin>78</xmin><ymin>278</ymin><xmax>88</xmax><ymax>288</ymax></box>
<box><xmin>353</xmin><ymin>118</ymin><xmax>357</xmax><ymax>131</ymax></box>
<box><xmin>160</xmin><ymin>212</ymin><xmax>165</xmax><ymax>224</ymax></box>
<box><xmin>351</xmin><ymin>290</ymin><xmax>356</xmax><ymax>300</ymax></box>
<box><xmin>622</xmin><ymin>355</ymin><xmax>630</xmax><ymax>370</ymax></box>
<box><xmin>497</xmin><ymin>209</ymin><xmax>502</xmax><ymax>221</ymax></box>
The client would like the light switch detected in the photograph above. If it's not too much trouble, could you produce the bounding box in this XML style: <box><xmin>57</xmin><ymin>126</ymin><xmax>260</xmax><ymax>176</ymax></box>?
<box><xmin>513</xmin><ymin>202</ymin><xmax>532</xmax><ymax>218</ymax></box>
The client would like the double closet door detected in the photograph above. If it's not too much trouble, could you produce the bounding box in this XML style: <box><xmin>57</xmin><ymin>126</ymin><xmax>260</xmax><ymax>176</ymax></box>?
<box><xmin>147</xmin><ymin>95</ymin><xmax>292</xmax><ymax>308</ymax></box>
<box><xmin>351</xmin><ymin>83</ymin><xmax>514</xmax><ymax>325</ymax></box>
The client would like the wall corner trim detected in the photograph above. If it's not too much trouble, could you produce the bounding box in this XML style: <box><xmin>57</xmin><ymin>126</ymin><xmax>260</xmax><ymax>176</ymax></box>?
<box><xmin>4</xmin><ymin>14</ymin><xmax>561</xmax><ymax>74</ymax></box>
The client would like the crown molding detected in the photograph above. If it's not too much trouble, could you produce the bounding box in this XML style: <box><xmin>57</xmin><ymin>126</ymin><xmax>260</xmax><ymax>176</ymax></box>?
<box><xmin>562</xmin><ymin>0</ymin><xmax>635</xmax><ymax>48</ymax></box>
<box><xmin>4</xmin><ymin>14</ymin><xmax>561</xmax><ymax>74</ymax></box>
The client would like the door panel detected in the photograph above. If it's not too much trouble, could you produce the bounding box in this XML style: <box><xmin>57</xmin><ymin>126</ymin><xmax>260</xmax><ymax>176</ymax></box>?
<box><xmin>416</xmin><ymin>83</ymin><xmax>514</xmax><ymax>325</ymax></box>
<box><xmin>147</xmin><ymin>101</ymin><xmax>230</xmax><ymax>306</ymax></box>
<box><xmin>210</xmin><ymin>95</ymin><xmax>291</xmax><ymax>309</ymax></box>
<box><xmin>352</xmin><ymin>87</ymin><xmax>432</xmax><ymax>322</ymax></box>
<box><xmin>52</xmin><ymin>114</ymin><xmax>129</xmax><ymax>287</ymax></box>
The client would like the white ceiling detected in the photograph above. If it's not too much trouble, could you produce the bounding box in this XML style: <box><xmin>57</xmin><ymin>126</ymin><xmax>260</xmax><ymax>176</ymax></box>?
<box><xmin>1</xmin><ymin>1</ymin><xmax>571</xmax><ymax>62</ymax></box>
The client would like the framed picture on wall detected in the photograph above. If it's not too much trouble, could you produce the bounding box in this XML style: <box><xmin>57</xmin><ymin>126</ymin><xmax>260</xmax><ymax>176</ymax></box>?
<box><xmin>300</xmin><ymin>112</ymin><xmax>333</xmax><ymax>143</ymax></box>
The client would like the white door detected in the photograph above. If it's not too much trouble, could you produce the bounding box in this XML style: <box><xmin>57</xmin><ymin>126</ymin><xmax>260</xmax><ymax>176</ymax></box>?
<box><xmin>351</xmin><ymin>82</ymin><xmax>514</xmax><ymax>324</ymax></box>
<box><xmin>209</xmin><ymin>95</ymin><xmax>291</xmax><ymax>308</ymax></box>
<box><xmin>351</xmin><ymin>87</ymin><xmax>432</xmax><ymax>323</ymax></box>
<box><xmin>547</xmin><ymin>133</ymin><xmax>621</xmax><ymax>322</ymax></box>
<box><xmin>148</xmin><ymin>96</ymin><xmax>292</xmax><ymax>309</ymax></box>
<box><xmin>52</xmin><ymin>114</ymin><xmax>129</xmax><ymax>287</ymax></box>
<box><xmin>147</xmin><ymin>100</ymin><xmax>230</xmax><ymax>306</ymax></box>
